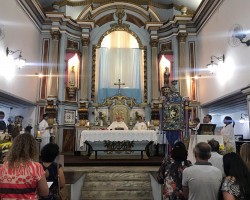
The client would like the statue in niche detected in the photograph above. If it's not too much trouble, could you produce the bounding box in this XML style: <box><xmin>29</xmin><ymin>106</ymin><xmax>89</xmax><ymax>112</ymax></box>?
<box><xmin>164</xmin><ymin>67</ymin><xmax>170</xmax><ymax>87</ymax></box>
<box><xmin>69</xmin><ymin>66</ymin><xmax>75</xmax><ymax>87</ymax></box>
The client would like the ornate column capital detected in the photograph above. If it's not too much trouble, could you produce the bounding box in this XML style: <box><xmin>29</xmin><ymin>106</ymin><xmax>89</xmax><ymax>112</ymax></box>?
<box><xmin>81</xmin><ymin>38</ymin><xmax>90</xmax><ymax>46</ymax></box>
<box><xmin>177</xmin><ymin>33</ymin><xmax>188</xmax><ymax>43</ymax></box>
<box><xmin>51</xmin><ymin>30</ymin><xmax>61</xmax><ymax>40</ymax></box>
<box><xmin>150</xmin><ymin>39</ymin><xmax>158</xmax><ymax>47</ymax></box>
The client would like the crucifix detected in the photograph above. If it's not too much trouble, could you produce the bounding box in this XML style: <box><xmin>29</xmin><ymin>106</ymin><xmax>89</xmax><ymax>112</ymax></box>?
<box><xmin>114</xmin><ymin>79</ymin><xmax>125</xmax><ymax>94</ymax></box>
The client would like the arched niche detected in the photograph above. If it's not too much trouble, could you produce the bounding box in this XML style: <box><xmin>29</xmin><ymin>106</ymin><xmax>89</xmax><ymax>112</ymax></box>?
<box><xmin>91</xmin><ymin>24</ymin><xmax>147</xmax><ymax>105</ymax></box>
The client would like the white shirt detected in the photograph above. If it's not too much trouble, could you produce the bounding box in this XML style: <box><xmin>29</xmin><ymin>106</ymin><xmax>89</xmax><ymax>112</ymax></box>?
<box><xmin>133</xmin><ymin>122</ymin><xmax>147</xmax><ymax>130</ymax></box>
<box><xmin>39</xmin><ymin>119</ymin><xmax>50</xmax><ymax>137</ymax></box>
<box><xmin>107</xmin><ymin>121</ymin><xmax>128</xmax><ymax>130</ymax></box>
<box><xmin>209</xmin><ymin>152</ymin><xmax>224</xmax><ymax>176</ymax></box>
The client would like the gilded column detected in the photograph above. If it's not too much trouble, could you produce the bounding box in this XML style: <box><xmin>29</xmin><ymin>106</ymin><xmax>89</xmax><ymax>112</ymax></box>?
<box><xmin>177</xmin><ymin>33</ymin><xmax>189</xmax><ymax>97</ymax></box>
<box><xmin>151</xmin><ymin>39</ymin><xmax>159</xmax><ymax>101</ymax></box>
<box><xmin>47</xmin><ymin>30</ymin><xmax>61</xmax><ymax>98</ymax></box>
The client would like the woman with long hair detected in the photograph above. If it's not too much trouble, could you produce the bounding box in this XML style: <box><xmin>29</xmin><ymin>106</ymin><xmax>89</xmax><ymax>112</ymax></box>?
<box><xmin>240</xmin><ymin>143</ymin><xmax>250</xmax><ymax>171</ymax></box>
<box><xmin>221</xmin><ymin>152</ymin><xmax>250</xmax><ymax>199</ymax></box>
<box><xmin>220</xmin><ymin>116</ymin><xmax>236</xmax><ymax>153</ymax></box>
<box><xmin>0</xmin><ymin>133</ymin><xmax>49</xmax><ymax>199</ymax></box>
<box><xmin>157</xmin><ymin>141</ymin><xmax>192</xmax><ymax>200</ymax></box>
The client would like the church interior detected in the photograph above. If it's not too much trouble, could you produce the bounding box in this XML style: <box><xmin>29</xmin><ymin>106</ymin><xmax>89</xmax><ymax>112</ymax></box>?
<box><xmin>0</xmin><ymin>0</ymin><xmax>250</xmax><ymax>199</ymax></box>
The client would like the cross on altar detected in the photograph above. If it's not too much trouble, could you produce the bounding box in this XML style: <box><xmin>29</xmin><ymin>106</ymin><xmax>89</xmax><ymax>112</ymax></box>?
<box><xmin>114</xmin><ymin>79</ymin><xmax>125</xmax><ymax>94</ymax></box>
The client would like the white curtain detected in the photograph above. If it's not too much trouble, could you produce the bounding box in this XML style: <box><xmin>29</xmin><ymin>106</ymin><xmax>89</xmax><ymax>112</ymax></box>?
<box><xmin>97</xmin><ymin>31</ymin><xmax>143</xmax><ymax>103</ymax></box>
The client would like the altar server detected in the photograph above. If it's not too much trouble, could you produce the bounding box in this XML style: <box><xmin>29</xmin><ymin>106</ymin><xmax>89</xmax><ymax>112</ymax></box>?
<box><xmin>107</xmin><ymin>115</ymin><xmax>128</xmax><ymax>130</ymax></box>
<box><xmin>133</xmin><ymin>116</ymin><xmax>147</xmax><ymax>130</ymax></box>
<box><xmin>39</xmin><ymin>113</ymin><xmax>52</xmax><ymax>150</ymax></box>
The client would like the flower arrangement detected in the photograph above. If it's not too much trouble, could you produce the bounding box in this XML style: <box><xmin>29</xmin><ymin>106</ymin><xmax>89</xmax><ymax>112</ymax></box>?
<box><xmin>219</xmin><ymin>144</ymin><xmax>225</xmax><ymax>155</ymax></box>
<box><xmin>0</xmin><ymin>135</ymin><xmax>12</xmax><ymax>162</ymax></box>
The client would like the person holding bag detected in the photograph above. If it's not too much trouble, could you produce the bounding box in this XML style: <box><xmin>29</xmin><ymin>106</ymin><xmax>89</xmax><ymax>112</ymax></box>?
<box><xmin>40</xmin><ymin>143</ymin><xmax>65</xmax><ymax>200</ymax></box>
<box><xmin>0</xmin><ymin>133</ymin><xmax>49</xmax><ymax>199</ymax></box>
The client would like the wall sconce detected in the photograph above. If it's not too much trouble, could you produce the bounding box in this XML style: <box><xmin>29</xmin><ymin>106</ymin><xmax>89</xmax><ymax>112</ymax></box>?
<box><xmin>6</xmin><ymin>47</ymin><xmax>26</xmax><ymax>69</ymax></box>
<box><xmin>206</xmin><ymin>54</ymin><xmax>225</xmax><ymax>73</ymax></box>
<box><xmin>239</xmin><ymin>113</ymin><xmax>248</xmax><ymax>124</ymax></box>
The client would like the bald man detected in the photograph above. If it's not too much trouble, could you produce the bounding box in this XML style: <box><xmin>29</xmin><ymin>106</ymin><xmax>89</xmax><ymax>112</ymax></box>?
<box><xmin>107</xmin><ymin>116</ymin><xmax>128</xmax><ymax>130</ymax></box>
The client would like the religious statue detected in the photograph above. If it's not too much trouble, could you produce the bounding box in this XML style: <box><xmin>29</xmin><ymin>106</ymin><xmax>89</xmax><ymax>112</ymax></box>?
<box><xmin>69</xmin><ymin>66</ymin><xmax>75</xmax><ymax>86</ymax></box>
<box><xmin>164</xmin><ymin>67</ymin><xmax>170</xmax><ymax>87</ymax></box>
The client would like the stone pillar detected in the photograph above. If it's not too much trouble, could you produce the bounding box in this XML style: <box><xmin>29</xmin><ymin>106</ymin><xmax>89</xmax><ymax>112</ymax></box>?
<box><xmin>177</xmin><ymin>33</ymin><xmax>188</xmax><ymax>97</ymax></box>
<box><xmin>80</xmin><ymin>37</ymin><xmax>89</xmax><ymax>101</ymax></box>
<box><xmin>47</xmin><ymin>30</ymin><xmax>61</xmax><ymax>98</ymax></box>
<box><xmin>151</xmin><ymin>38</ymin><xmax>159</xmax><ymax>102</ymax></box>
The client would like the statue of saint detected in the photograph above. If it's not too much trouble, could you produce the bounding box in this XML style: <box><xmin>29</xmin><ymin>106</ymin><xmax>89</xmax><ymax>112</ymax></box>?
<box><xmin>164</xmin><ymin>67</ymin><xmax>170</xmax><ymax>87</ymax></box>
<box><xmin>69</xmin><ymin>66</ymin><xmax>75</xmax><ymax>86</ymax></box>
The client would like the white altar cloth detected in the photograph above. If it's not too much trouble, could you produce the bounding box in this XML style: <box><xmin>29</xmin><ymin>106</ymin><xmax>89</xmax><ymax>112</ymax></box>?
<box><xmin>187</xmin><ymin>135</ymin><xmax>224</xmax><ymax>164</ymax></box>
<box><xmin>80</xmin><ymin>130</ymin><xmax>158</xmax><ymax>147</ymax></box>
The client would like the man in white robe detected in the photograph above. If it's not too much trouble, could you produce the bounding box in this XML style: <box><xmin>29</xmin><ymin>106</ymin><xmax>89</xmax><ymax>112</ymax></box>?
<box><xmin>39</xmin><ymin>113</ymin><xmax>52</xmax><ymax>150</ymax></box>
<box><xmin>133</xmin><ymin>116</ymin><xmax>147</xmax><ymax>130</ymax></box>
<box><xmin>107</xmin><ymin>115</ymin><xmax>128</xmax><ymax>130</ymax></box>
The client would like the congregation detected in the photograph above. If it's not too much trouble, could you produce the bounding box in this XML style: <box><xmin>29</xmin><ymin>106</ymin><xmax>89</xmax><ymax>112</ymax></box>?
<box><xmin>157</xmin><ymin>140</ymin><xmax>250</xmax><ymax>200</ymax></box>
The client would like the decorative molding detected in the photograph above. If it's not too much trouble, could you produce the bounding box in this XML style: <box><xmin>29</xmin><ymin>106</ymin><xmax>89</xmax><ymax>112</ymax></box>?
<box><xmin>150</xmin><ymin>39</ymin><xmax>158</xmax><ymax>47</ymax></box>
<box><xmin>51</xmin><ymin>30</ymin><xmax>61</xmax><ymax>40</ymax></box>
<box><xmin>91</xmin><ymin>45</ymin><xmax>97</xmax><ymax>101</ymax></box>
<box><xmin>67</xmin><ymin>39</ymin><xmax>79</xmax><ymax>49</ymax></box>
<box><xmin>81</xmin><ymin>38</ymin><xmax>90</xmax><ymax>46</ymax></box>
<box><xmin>143</xmin><ymin>47</ymin><xmax>148</xmax><ymax>103</ymax></box>
<box><xmin>96</xmin><ymin>23</ymin><xmax>143</xmax><ymax>48</ymax></box>
<box><xmin>53</xmin><ymin>0</ymin><xmax>183</xmax><ymax>10</ymax></box>
<box><xmin>64</xmin><ymin>109</ymin><xmax>76</xmax><ymax>125</ymax></box>
<box><xmin>177</xmin><ymin>32</ymin><xmax>188</xmax><ymax>42</ymax></box>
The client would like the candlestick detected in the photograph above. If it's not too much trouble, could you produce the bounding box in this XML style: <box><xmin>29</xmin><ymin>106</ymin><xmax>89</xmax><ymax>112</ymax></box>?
<box><xmin>86</xmin><ymin>122</ymin><xmax>90</xmax><ymax>127</ymax></box>
<box><xmin>37</xmin><ymin>131</ymin><xmax>40</xmax><ymax>138</ymax></box>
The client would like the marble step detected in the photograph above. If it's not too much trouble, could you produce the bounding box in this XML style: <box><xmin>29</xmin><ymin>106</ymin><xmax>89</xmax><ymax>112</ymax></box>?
<box><xmin>83</xmin><ymin>180</ymin><xmax>151</xmax><ymax>191</ymax></box>
<box><xmin>80</xmin><ymin>190</ymin><xmax>153</xmax><ymax>199</ymax></box>
<box><xmin>81</xmin><ymin>172</ymin><xmax>153</xmax><ymax>200</ymax></box>
<box><xmin>85</xmin><ymin>172</ymin><xmax>150</xmax><ymax>181</ymax></box>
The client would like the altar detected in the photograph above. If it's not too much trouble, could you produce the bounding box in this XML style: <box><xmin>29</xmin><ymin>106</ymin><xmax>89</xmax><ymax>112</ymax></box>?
<box><xmin>187</xmin><ymin>135</ymin><xmax>224</xmax><ymax>164</ymax></box>
<box><xmin>79</xmin><ymin>130</ymin><xmax>158</xmax><ymax>159</ymax></box>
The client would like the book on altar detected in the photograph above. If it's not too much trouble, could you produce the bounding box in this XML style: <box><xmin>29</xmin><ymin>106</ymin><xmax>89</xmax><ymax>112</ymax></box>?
<box><xmin>197</xmin><ymin>124</ymin><xmax>216</xmax><ymax>135</ymax></box>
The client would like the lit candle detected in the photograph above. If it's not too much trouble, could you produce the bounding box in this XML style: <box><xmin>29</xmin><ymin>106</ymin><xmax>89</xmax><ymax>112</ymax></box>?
<box><xmin>37</xmin><ymin>131</ymin><xmax>40</xmax><ymax>138</ymax></box>
<box><xmin>86</xmin><ymin>122</ymin><xmax>90</xmax><ymax>127</ymax></box>
<box><xmin>147</xmin><ymin>121</ymin><xmax>150</xmax><ymax>127</ymax></box>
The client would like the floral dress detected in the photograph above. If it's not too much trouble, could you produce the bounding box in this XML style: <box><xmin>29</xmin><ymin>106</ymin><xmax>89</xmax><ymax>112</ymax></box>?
<box><xmin>159</xmin><ymin>159</ymin><xmax>192</xmax><ymax>200</ymax></box>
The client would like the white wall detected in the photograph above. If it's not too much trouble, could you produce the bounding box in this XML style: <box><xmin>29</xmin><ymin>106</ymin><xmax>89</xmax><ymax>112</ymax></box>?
<box><xmin>0</xmin><ymin>0</ymin><xmax>40</xmax><ymax>103</ymax></box>
<box><xmin>197</xmin><ymin>0</ymin><xmax>250</xmax><ymax>104</ymax></box>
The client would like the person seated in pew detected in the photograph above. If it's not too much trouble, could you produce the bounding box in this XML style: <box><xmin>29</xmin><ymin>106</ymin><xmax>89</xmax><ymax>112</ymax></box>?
<box><xmin>133</xmin><ymin>116</ymin><xmax>147</xmax><ymax>130</ymax></box>
<box><xmin>107</xmin><ymin>115</ymin><xmax>128</xmax><ymax>130</ymax></box>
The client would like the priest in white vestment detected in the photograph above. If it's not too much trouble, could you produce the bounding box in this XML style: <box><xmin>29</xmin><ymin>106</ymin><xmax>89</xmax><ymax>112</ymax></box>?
<box><xmin>133</xmin><ymin>116</ymin><xmax>147</xmax><ymax>130</ymax></box>
<box><xmin>107</xmin><ymin>115</ymin><xmax>128</xmax><ymax>130</ymax></box>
